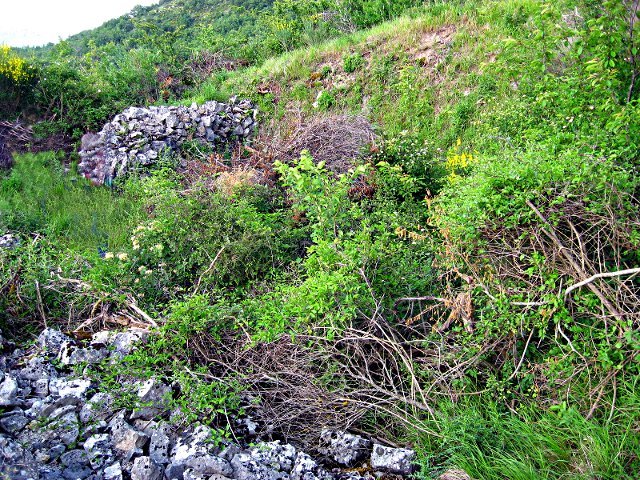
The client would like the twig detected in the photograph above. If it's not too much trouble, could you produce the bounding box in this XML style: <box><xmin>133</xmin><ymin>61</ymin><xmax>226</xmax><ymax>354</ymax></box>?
<box><xmin>526</xmin><ymin>200</ymin><xmax>624</xmax><ymax>322</ymax></box>
<box><xmin>127</xmin><ymin>299</ymin><xmax>158</xmax><ymax>328</ymax></box>
<box><xmin>564</xmin><ymin>267</ymin><xmax>640</xmax><ymax>297</ymax></box>
<box><xmin>394</xmin><ymin>295</ymin><xmax>448</xmax><ymax>306</ymax></box>
<box><xmin>505</xmin><ymin>329</ymin><xmax>534</xmax><ymax>383</ymax></box>
<box><xmin>35</xmin><ymin>280</ymin><xmax>47</xmax><ymax>328</ymax></box>
<box><xmin>194</xmin><ymin>246</ymin><xmax>226</xmax><ymax>294</ymax></box>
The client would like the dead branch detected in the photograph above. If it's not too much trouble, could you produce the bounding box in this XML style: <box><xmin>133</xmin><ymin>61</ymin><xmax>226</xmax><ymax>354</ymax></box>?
<box><xmin>276</xmin><ymin>114</ymin><xmax>376</xmax><ymax>173</ymax></box>
<box><xmin>526</xmin><ymin>199</ymin><xmax>625</xmax><ymax>322</ymax></box>
<box><xmin>564</xmin><ymin>267</ymin><xmax>640</xmax><ymax>298</ymax></box>
<box><xmin>194</xmin><ymin>245</ymin><xmax>226</xmax><ymax>294</ymax></box>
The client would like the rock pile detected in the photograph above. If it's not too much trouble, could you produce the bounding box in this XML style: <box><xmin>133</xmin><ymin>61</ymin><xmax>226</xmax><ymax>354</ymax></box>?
<box><xmin>78</xmin><ymin>98</ymin><xmax>257</xmax><ymax>185</ymax></box>
<box><xmin>0</xmin><ymin>328</ymin><xmax>417</xmax><ymax>480</ymax></box>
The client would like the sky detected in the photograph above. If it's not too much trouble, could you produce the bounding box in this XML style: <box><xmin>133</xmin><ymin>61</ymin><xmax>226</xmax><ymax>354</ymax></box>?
<box><xmin>1</xmin><ymin>0</ymin><xmax>160</xmax><ymax>48</ymax></box>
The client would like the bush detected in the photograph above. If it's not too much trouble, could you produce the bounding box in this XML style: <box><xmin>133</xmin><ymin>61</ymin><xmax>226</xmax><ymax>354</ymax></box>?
<box><xmin>98</xmin><ymin>170</ymin><xmax>306</xmax><ymax>307</ymax></box>
<box><xmin>343</xmin><ymin>52</ymin><xmax>364</xmax><ymax>73</ymax></box>
<box><xmin>0</xmin><ymin>46</ymin><xmax>37</xmax><ymax>119</ymax></box>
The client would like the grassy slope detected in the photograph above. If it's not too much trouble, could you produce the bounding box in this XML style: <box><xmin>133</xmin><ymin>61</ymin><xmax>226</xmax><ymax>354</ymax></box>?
<box><xmin>192</xmin><ymin>0</ymin><xmax>547</xmax><ymax>150</ymax></box>
<box><xmin>188</xmin><ymin>1</ymin><xmax>640</xmax><ymax>478</ymax></box>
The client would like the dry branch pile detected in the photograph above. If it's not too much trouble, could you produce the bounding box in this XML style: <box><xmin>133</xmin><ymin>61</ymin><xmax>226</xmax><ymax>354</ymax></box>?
<box><xmin>275</xmin><ymin>114</ymin><xmax>376</xmax><ymax>173</ymax></box>
<box><xmin>0</xmin><ymin>120</ymin><xmax>32</xmax><ymax>169</ymax></box>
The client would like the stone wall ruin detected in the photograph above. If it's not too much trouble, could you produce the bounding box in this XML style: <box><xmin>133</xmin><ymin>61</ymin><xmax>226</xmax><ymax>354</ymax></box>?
<box><xmin>78</xmin><ymin>98</ymin><xmax>257</xmax><ymax>185</ymax></box>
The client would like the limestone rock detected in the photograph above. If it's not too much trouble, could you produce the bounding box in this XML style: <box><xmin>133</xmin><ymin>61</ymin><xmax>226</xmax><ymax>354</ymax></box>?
<box><xmin>104</xmin><ymin>462</ymin><xmax>124</xmax><ymax>480</ymax></box>
<box><xmin>438</xmin><ymin>469</ymin><xmax>473</xmax><ymax>480</ymax></box>
<box><xmin>171</xmin><ymin>425</ymin><xmax>214</xmax><ymax>465</ymax></box>
<box><xmin>130</xmin><ymin>378</ymin><xmax>171</xmax><ymax>420</ymax></box>
<box><xmin>110</xmin><ymin>412</ymin><xmax>149</xmax><ymax>459</ymax></box>
<box><xmin>131</xmin><ymin>456</ymin><xmax>164</xmax><ymax>480</ymax></box>
<box><xmin>291</xmin><ymin>451</ymin><xmax>324</xmax><ymax>480</ymax></box>
<box><xmin>37</xmin><ymin>328</ymin><xmax>73</xmax><ymax>357</ymax></box>
<box><xmin>0</xmin><ymin>233</ymin><xmax>20</xmax><ymax>250</ymax></box>
<box><xmin>0</xmin><ymin>411</ymin><xmax>28</xmax><ymax>433</ymax></box>
<box><xmin>318</xmin><ymin>430</ymin><xmax>371</xmax><ymax>467</ymax></box>
<box><xmin>50</xmin><ymin>377</ymin><xmax>92</xmax><ymax>399</ymax></box>
<box><xmin>370</xmin><ymin>444</ymin><xmax>416</xmax><ymax>475</ymax></box>
<box><xmin>149</xmin><ymin>423</ymin><xmax>173</xmax><ymax>465</ymax></box>
<box><xmin>184</xmin><ymin>454</ymin><xmax>233</xmax><ymax>477</ymax></box>
<box><xmin>80</xmin><ymin>392</ymin><xmax>114</xmax><ymax>423</ymax></box>
<box><xmin>84</xmin><ymin>433</ymin><xmax>113</xmax><ymax>468</ymax></box>
<box><xmin>0</xmin><ymin>374</ymin><xmax>19</xmax><ymax>406</ymax></box>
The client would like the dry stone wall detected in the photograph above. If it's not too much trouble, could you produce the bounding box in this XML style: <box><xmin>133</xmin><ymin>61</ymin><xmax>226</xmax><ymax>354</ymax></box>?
<box><xmin>78</xmin><ymin>98</ymin><xmax>257</xmax><ymax>185</ymax></box>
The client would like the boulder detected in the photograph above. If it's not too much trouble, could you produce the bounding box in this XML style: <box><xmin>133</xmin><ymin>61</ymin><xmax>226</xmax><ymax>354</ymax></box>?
<box><xmin>37</xmin><ymin>328</ymin><xmax>73</xmax><ymax>357</ymax></box>
<box><xmin>0</xmin><ymin>375</ymin><xmax>19</xmax><ymax>406</ymax></box>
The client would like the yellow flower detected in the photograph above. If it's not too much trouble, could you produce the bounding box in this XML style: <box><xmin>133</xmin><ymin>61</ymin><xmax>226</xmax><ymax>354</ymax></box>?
<box><xmin>117</xmin><ymin>252</ymin><xmax>128</xmax><ymax>261</ymax></box>
<box><xmin>104</xmin><ymin>252</ymin><xmax>114</xmax><ymax>260</ymax></box>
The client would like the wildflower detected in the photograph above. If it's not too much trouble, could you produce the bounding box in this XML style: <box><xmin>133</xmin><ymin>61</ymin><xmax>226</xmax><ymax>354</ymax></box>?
<box><xmin>144</xmin><ymin>269</ymin><xmax>153</xmax><ymax>276</ymax></box>
<box><xmin>104</xmin><ymin>252</ymin><xmax>114</xmax><ymax>260</ymax></box>
<box><xmin>117</xmin><ymin>252</ymin><xmax>128</xmax><ymax>261</ymax></box>
<box><xmin>154</xmin><ymin>244</ymin><xmax>163</xmax><ymax>252</ymax></box>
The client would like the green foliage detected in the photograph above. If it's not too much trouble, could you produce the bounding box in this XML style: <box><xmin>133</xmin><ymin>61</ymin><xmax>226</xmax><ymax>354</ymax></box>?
<box><xmin>90</xmin><ymin>170</ymin><xmax>306</xmax><ymax>308</ymax></box>
<box><xmin>238</xmin><ymin>152</ymin><xmax>436</xmax><ymax>340</ymax></box>
<box><xmin>314</xmin><ymin>90</ymin><xmax>335</xmax><ymax>110</ymax></box>
<box><xmin>370</xmin><ymin>132</ymin><xmax>444</xmax><ymax>195</ymax></box>
<box><xmin>343</xmin><ymin>52</ymin><xmax>364</xmax><ymax>73</ymax></box>
<box><xmin>0</xmin><ymin>152</ymin><xmax>140</xmax><ymax>251</ymax></box>
<box><xmin>0</xmin><ymin>235</ymin><xmax>87</xmax><ymax>336</ymax></box>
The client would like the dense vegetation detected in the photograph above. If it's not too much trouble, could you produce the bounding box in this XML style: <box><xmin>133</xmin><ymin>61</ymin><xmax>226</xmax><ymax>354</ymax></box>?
<box><xmin>3</xmin><ymin>0</ymin><xmax>424</xmax><ymax>137</ymax></box>
<box><xmin>2</xmin><ymin>0</ymin><xmax>640</xmax><ymax>478</ymax></box>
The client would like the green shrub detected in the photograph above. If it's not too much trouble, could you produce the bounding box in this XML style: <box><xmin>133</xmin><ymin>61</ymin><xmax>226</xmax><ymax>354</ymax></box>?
<box><xmin>97</xmin><ymin>171</ymin><xmax>306</xmax><ymax>307</ymax></box>
<box><xmin>314</xmin><ymin>90</ymin><xmax>335</xmax><ymax>111</ymax></box>
<box><xmin>343</xmin><ymin>52</ymin><xmax>364</xmax><ymax>73</ymax></box>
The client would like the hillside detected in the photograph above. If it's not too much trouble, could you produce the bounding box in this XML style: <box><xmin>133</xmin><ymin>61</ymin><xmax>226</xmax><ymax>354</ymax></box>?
<box><xmin>19</xmin><ymin>0</ymin><xmax>275</xmax><ymax>60</ymax></box>
<box><xmin>3</xmin><ymin>0</ymin><xmax>425</xmax><ymax>136</ymax></box>
<box><xmin>1</xmin><ymin>0</ymin><xmax>640</xmax><ymax>478</ymax></box>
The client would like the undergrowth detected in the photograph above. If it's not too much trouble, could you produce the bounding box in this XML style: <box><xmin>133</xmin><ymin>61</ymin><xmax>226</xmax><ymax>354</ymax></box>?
<box><xmin>2</xmin><ymin>0</ymin><xmax>640</xmax><ymax>478</ymax></box>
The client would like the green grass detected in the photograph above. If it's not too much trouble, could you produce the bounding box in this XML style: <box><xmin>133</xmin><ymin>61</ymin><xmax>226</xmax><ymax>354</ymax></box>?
<box><xmin>413</xmin><ymin>393</ymin><xmax>640</xmax><ymax>479</ymax></box>
<box><xmin>0</xmin><ymin>152</ymin><xmax>141</xmax><ymax>252</ymax></box>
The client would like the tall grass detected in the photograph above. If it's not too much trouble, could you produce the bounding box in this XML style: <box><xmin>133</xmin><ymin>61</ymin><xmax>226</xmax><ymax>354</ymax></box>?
<box><xmin>0</xmin><ymin>152</ymin><xmax>140</xmax><ymax>252</ymax></box>
<box><xmin>414</xmin><ymin>394</ymin><xmax>640</xmax><ymax>479</ymax></box>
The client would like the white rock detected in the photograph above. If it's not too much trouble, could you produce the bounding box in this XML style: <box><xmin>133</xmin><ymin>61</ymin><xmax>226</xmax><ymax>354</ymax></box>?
<box><xmin>0</xmin><ymin>374</ymin><xmax>18</xmax><ymax>406</ymax></box>
<box><xmin>131</xmin><ymin>456</ymin><xmax>164</xmax><ymax>480</ymax></box>
<box><xmin>104</xmin><ymin>461</ymin><xmax>124</xmax><ymax>480</ymax></box>
<box><xmin>318</xmin><ymin>430</ymin><xmax>371</xmax><ymax>467</ymax></box>
<box><xmin>370</xmin><ymin>444</ymin><xmax>416</xmax><ymax>475</ymax></box>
